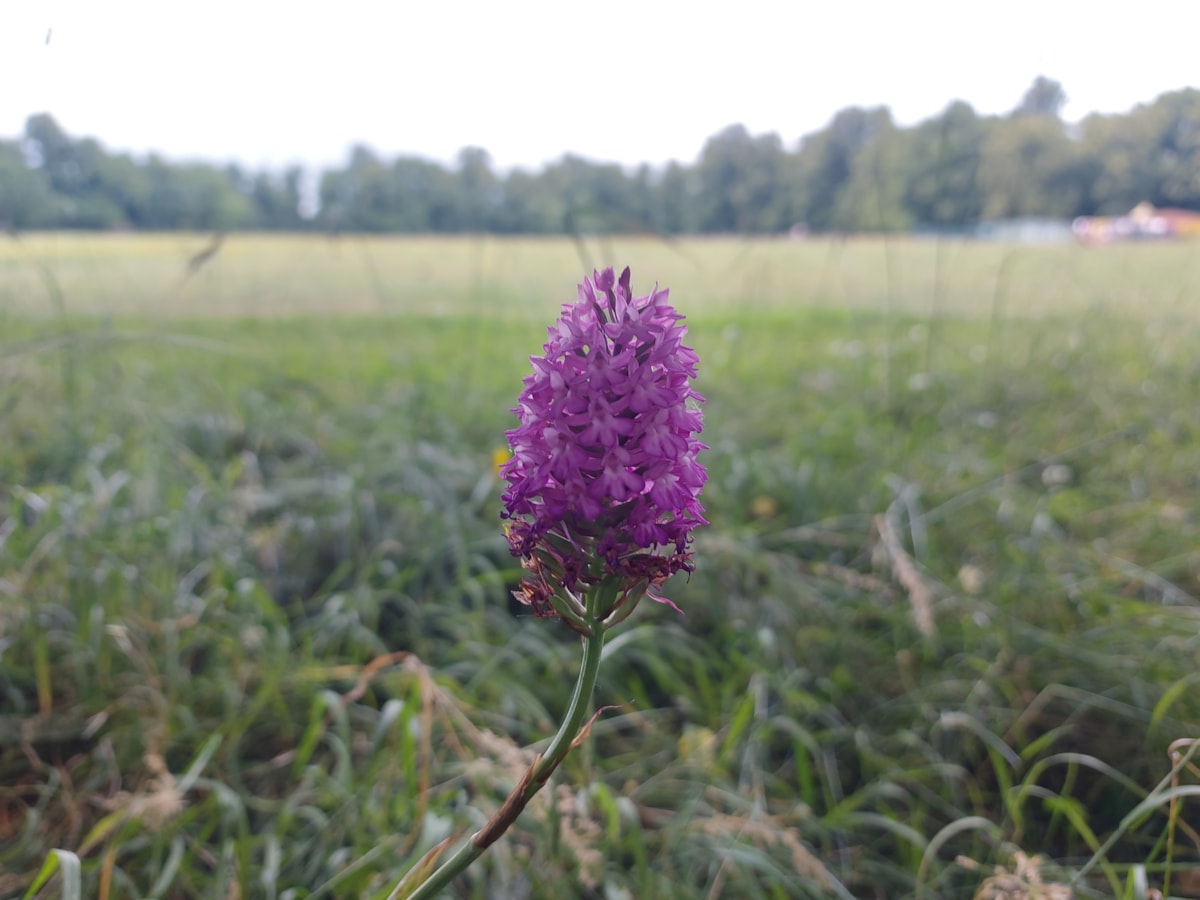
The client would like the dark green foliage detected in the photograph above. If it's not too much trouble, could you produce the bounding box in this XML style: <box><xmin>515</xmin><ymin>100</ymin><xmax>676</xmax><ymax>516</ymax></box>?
<box><xmin>903</xmin><ymin>101</ymin><xmax>990</xmax><ymax>229</ymax></box>
<box><xmin>694</xmin><ymin>126</ymin><xmax>797</xmax><ymax>233</ymax></box>
<box><xmin>1015</xmin><ymin>77</ymin><xmax>1069</xmax><ymax>120</ymax></box>
<box><xmin>6</xmin><ymin>81</ymin><xmax>1200</xmax><ymax>235</ymax></box>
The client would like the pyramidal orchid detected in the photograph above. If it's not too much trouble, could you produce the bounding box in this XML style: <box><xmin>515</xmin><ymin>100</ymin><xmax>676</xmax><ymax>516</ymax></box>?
<box><xmin>501</xmin><ymin>265</ymin><xmax>707</xmax><ymax>633</ymax></box>
<box><xmin>397</xmin><ymin>267</ymin><xmax>706</xmax><ymax>899</ymax></box>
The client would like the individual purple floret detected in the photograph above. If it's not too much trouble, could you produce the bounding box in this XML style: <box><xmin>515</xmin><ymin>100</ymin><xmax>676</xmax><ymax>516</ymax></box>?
<box><xmin>501</xmin><ymin>266</ymin><xmax>707</xmax><ymax>632</ymax></box>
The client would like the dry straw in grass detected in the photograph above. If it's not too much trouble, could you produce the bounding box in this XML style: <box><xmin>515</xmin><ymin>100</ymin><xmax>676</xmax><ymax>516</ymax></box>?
<box><xmin>875</xmin><ymin>513</ymin><xmax>937</xmax><ymax>638</ymax></box>
<box><xmin>959</xmin><ymin>850</ymin><xmax>1072</xmax><ymax>900</ymax></box>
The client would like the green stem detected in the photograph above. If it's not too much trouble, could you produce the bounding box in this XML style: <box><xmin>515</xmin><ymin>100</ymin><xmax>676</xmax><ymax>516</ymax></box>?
<box><xmin>400</xmin><ymin>608</ymin><xmax>607</xmax><ymax>900</ymax></box>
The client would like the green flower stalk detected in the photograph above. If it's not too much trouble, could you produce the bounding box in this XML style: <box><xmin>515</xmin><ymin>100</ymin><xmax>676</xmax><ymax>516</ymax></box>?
<box><xmin>393</xmin><ymin>267</ymin><xmax>706</xmax><ymax>898</ymax></box>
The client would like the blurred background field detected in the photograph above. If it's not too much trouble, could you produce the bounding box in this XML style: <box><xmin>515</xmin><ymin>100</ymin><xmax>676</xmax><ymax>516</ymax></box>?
<box><xmin>4</xmin><ymin>232</ymin><xmax>1200</xmax><ymax>320</ymax></box>
<box><xmin>2</xmin><ymin>233</ymin><xmax>1199</xmax><ymax>898</ymax></box>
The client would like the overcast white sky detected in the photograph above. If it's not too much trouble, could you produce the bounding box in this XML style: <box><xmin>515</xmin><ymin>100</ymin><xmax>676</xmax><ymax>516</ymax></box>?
<box><xmin>2</xmin><ymin>1</ymin><xmax>1198</xmax><ymax>173</ymax></box>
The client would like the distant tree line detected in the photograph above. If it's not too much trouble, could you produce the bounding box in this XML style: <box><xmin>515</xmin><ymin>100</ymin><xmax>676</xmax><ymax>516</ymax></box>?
<box><xmin>3</xmin><ymin>79</ymin><xmax>1199</xmax><ymax>235</ymax></box>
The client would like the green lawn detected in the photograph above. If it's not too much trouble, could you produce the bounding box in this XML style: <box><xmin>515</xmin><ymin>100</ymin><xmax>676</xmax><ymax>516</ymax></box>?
<box><xmin>1</xmin><ymin>234</ymin><xmax>1199</xmax><ymax>899</ymax></box>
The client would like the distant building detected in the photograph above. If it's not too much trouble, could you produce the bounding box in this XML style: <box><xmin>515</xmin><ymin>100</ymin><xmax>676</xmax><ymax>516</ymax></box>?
<box><xmin>1072</xmin><ymin>203</ymin><xmax>1200</xmax><ymax>243</ymax></box>
<box><xmin>973</xmin><ymin>218</ymin><xmax>1073</xmax><ymax>244</ymax></box>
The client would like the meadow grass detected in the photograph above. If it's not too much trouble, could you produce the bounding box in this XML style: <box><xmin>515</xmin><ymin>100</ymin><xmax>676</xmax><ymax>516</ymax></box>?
<box><xmin>4</xmin><ymin>232</ymin><xmax>1200</xmax><ymax>320</ymax></box>
<box><xmin>1</xmin><ymin>234</ymin><xmax>1199</xmax><ymax>898</ymax></box>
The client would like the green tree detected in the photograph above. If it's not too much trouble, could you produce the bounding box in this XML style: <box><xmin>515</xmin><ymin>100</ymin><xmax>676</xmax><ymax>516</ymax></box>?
<box><xmin>455</xmin><ymin>147</ymin><xmax>499</xmax><ymax>232</ymax></box>
<box><xmin>1084</xmin><ymin>88</ymin><xmax>1200</xmax><ymax>214</ymax></box>
<box><xmin>493</xmin><ymin>169</ymin><xmax>559</xmax><ymax>233</ymax></box>
<box><xmin>795</xmin><ymin>106</ymin><xmax>893</xmax><ymax>232</ymax></box>
<box><xmin>392</xmin><ymin>157</ymin><xmax>442</xmax><ymax>231</ymax></box>
<box><xmin>23</xmin><ymin>113</ymin><xmax>76</xmax><ymax>193</ymax></box>
<box><xmin>537</xmin><ymin>155</ymin><xmax>642</xmax><ymax>234</ymax></box>
<box><xmin>318</xmin><ymin>145</ymin><xmax>399</xmax><ymax>232</ymax></box>
<box><xmin>0</xmin><ymin>140</ymin><xmax>56</xmax><ymax>229</ymax></box>
<box><xmin>829</xmin><ymin>116</ymin><xmax>913</xmax><ymax>232</ymax></box>
<box><xmin>647</xmin><ymin>161</ymin><xmax>697</xmax><ymax>234</ymax></box>
<box><xmin>1015</xmin><ymin>76</ymin><xmax>1068</xmax><ymax>119</ymax></box>
<box><xmin>694</xmin><ymin>124</ymin><xmax>793</xmax><ymax>233</ymax></box>
<box><xmin>1146</xmin><ymin>89</ymin><xmax>1200</xmax><ymax>208</ymax></box>
<box><xmin>977</xmin><ymin>115</ymin><xmax>1083</xmax><ymax>219</ymax></box>
<box><xmin>23</xmin><ymin>117</ymin><xmax>124</xmax><ymax>228</ymax></box>
<box><xmin>249</xmin><ymin>166</ymin><xmax>307</xmax><ymax>230</ymax></box>
<box><xmin>11</xmin><ymin>87</ymin><xmax>1200</xmax><ymax>234</ymax></box>
<box><xmin>903</xmin><ymin>101</ymin><xmax>989</xmax><ymax>228</ymax></box>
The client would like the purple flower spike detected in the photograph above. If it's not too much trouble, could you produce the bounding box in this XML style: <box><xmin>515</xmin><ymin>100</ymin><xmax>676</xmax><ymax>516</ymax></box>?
<box><xmin>501</xmin><ymin>267</ymin><xmax>707</xmax><ymax>630</ymax></box>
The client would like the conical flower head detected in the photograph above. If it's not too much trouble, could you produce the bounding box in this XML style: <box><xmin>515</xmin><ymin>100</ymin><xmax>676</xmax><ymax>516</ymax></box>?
<box><xmin>501</xmin><ymin>267</ymin><xmax>707</xmax><ymax>630</ymax></box>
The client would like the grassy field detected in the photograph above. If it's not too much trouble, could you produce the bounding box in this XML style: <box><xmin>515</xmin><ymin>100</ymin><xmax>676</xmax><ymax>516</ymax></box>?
<box><xmin>4</xmin><ymin>232</ymin><xmax>1200</xmax><ymax>320</ymax></box>
<box><xmin>1</xmin><ymin>233</ymin><xmax>1199</xmax><ymax>899</ymax></box>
